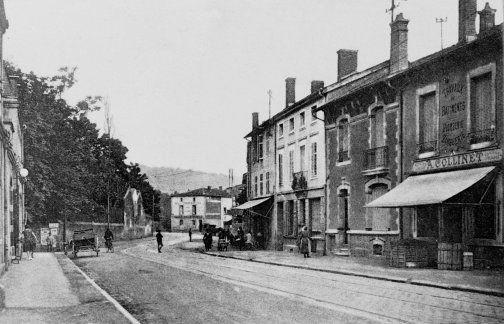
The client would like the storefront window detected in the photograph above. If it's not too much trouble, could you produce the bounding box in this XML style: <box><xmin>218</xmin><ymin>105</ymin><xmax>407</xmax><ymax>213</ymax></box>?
<box><xmin>417</xmin><ymin>205</ymin><xmax>438</xmax><ymax>238</ymax></box>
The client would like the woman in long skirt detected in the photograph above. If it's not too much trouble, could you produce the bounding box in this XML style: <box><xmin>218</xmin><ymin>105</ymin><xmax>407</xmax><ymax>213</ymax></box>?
<box><xmin>297</xmin><ymin>226</ymin><xmax>311</xmax><ymax>258</ymax></box>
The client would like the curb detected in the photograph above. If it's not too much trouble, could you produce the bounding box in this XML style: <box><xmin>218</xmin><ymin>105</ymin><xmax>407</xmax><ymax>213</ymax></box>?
<box><xmin>204</xmin><ymin>252</ymin><xmax>504</xmax><ymax>298</ymax></box>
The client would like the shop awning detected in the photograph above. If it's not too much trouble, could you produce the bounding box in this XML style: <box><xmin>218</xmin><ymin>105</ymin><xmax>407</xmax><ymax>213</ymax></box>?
<box><xmin>234</xmin><ymin>197</ymin><xmax>271</xmax><ymax>210</ymax></box>
<box><xmin>365</xmin><ymin>166</ymin><xmax>495</xmax><ymax>208</ymax></box>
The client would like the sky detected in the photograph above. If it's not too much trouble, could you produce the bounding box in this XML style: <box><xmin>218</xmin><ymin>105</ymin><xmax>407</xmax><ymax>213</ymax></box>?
<box><xmin>3</xmin><ymin>0</ymin><xmax>503</xmax><ymax>180</ymax></box>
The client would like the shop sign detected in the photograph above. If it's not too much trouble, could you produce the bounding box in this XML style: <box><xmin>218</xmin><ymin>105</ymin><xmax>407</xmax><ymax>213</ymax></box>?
<box><xmin>439</xmin><ymin>78</ymin><xmax>467</xmax><ymax>154</ymax></box>
<box><xmin>413</xmin><ymin>148</ymin><xmax>502</xmax><ymax>172</ymax></box>
<box><xmin>49</xmin><ymin>223</ymin><xmax>59</xmax><ymax>228</ymax></box>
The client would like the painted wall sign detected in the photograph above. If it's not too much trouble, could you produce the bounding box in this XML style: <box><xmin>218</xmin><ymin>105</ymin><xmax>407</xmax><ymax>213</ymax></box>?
<box><xmin>413</xmin><ymin>148</ymin><xmax>502</xmax><ymax>172</ymax></box>
<box><xmin>439</xmin><ymin>78</ymin><xmax>467</xmax><ymax>154</ymax></box>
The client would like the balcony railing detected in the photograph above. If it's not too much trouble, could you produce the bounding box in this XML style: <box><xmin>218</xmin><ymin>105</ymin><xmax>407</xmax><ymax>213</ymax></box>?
<box><xmin>364</xmin><ymin>146</ymin><xmax>388</xmax><ymax>170</ymax></box>
<box><xmin>292</xmin><ymin>171</ymin><xmax>308</xmax><ymax>191</ymax></box>
<box><xmin>417</xmin><ymin>140</ymin><xmax>438</xmax><ymax>155</ymax></box>
<box><xmin>338</xmin><ymin>150</ymin><xmax>349</xmax><ymax>163</ymax></box>
<box><xmin>468</xmin><ymin>128</ymin><xmax>496</xmax><ymax>145</ymax></box>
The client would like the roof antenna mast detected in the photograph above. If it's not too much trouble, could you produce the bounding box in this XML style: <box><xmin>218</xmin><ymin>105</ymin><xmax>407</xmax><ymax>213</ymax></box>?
<box><xmin>386</xmin><ymin>0</ymin><xmax>407</xmax><ymax>23</ymax></box>
<box><xmin>436</xmin><ymin>17</ymin><xmax>448</xmax><ymax>50</ymax></box>
<box><xmin>267</xmin><ymin>89</ymin><xmax>272</xmax><ymax>119</ymax></box>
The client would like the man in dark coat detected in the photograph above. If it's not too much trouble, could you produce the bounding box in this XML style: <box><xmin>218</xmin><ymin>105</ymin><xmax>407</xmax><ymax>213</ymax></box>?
<box><xmin>156</xmin><ymin>229</ymin><xmax>163</xmax><ymax>253</ymax></box>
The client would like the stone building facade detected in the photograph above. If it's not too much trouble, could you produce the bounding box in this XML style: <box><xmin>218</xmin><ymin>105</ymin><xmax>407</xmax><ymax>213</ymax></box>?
<box><xmin>0</xmin><ymin>0</ymin><xmax>27</xmax><ymax>276</ymax></box>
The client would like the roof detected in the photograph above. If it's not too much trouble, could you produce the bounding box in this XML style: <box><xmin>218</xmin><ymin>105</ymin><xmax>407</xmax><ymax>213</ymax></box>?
<box><xmin>171</xmin><ymin>187</ymin><xmax>232</xmax><ymax>198</ymax></box>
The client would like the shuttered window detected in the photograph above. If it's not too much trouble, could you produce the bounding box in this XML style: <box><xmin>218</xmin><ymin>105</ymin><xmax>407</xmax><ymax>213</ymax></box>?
<box><xmin>419</xmin><ymin>92</ymin><xmax>437</xmax><ymax>150</ymax></box>
<box><xmin>470</xmin><ymin>73</ymin><xmax>492</xmax><ymax>134</ymax></box>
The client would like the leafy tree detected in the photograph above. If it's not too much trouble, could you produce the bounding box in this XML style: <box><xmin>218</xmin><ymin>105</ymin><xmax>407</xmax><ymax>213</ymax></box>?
<box><xmin>7</xmin><ymin>63</ymin><xmax>160</xmax><ymax>225</ymax></box>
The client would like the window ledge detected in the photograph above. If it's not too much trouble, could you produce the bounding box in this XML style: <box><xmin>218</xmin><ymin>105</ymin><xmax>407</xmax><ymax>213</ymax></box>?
<box><xmin>347</xmin><ymin>230</ymin><xmax>400</xmax><ymax>235</ymax></box>
<box><xmin>418</xmin><ymin>151</ymin><xmax>436</xmax><ymax>159</ymax></box>
<box><xmin>299</xmin><ymin>126</ymin><xmax>306</xmax><ymax>131</ymax></box>
<box><xmin>336</xmin><ymin>160</ymin><xmax>351</xmax><ymax>167</ymax></box>
<box><xmin>470</xmin><ymin>142</ymin><xmax>492</xmax><ymax>150</ymax></box>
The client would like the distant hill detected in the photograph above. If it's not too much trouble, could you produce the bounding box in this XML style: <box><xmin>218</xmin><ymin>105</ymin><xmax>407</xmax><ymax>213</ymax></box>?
<box><xmin>140</xmin><ymin>165</ymin><xmax>231</xmax><ymax>194</ymax></box>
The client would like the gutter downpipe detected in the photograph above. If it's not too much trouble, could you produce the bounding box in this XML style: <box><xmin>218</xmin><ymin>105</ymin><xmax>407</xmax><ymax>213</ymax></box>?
<box><xmin>320</xmin><ymin>90</ymin><xmax>329</xmax><ymax>256</ymax></box>
<box><xmin>399</xmin><ymin>88</ymin><xmax>404</xmax><ymax>240</ymax></box>
<box><xmin>273</xmin><ymin>122</ymin><xmax>278</xmax><ymax>251</ymax></box>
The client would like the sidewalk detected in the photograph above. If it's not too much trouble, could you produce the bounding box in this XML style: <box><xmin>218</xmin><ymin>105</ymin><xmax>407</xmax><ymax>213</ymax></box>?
<box><xmin>0</xmin><ymin>252</ymin><xmax>133</xmax><ymax>323</ymax></box>
<box><xmin>180</xmin><ymin>239</ymin><xmax>504</xmax><ymax>297</ymax></box>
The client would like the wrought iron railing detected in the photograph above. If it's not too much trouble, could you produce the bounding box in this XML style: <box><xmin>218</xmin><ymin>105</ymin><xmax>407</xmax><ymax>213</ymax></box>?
<box><xmin>468</xmin><ymin>128</ymin><xmax>496</xmax><ymax>145</ymax></box>
<box><xmin>417</xmin><ymin>140</ymin><xmax>438</xmax><ymax>155</ymax></box>
<box><xmin>292</xmin><ymin>171</ymin><xmax>308</xmax><ymax>191</ymax></box>
<box><xmin>365</xmin><ymin>146</ymin><xmax>388</xmax><ymax>170</ymax></box>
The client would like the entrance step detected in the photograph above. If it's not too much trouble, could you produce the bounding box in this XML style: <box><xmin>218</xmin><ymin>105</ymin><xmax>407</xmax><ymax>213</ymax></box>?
<box><xmin>334</xmin><ymin>247</ymin><xmax>350</xmax><ymax>256</ymax></box>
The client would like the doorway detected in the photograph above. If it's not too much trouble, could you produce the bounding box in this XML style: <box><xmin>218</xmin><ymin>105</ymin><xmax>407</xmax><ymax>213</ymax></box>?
<box><xmin>341</xmin><ymin>190</ymin><xmax>349</xmax><ymax>244</ymax></box>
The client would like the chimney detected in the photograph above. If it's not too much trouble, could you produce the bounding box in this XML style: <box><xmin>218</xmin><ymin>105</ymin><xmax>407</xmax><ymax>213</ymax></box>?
<box><xmin>459</xmin><ymin>0</ymin><xmax>477</xmax><ymax>42</ymax></box>
<box><xmin>478</xmin><ymin>3</ymin><xmax>496</xmax><ymax>33</ymax></box>
<box><xmin>390</xmin><ymin>13</ymin><xmax>409</xmax><ymax>74</ymax></box>
<box><xmin>310</xmin><ymin>80</ymin><xmax>325</xmax><ymax>94</ymax></box>
<box><xmin>219</xmin><ymin>186</ymin><xmax>222</xmax><ymax>190</ymax></box>
<box><xmin>252</xmin><ymin>112</ymin><xmax>259</xmax><ymax>129</ymax></box>
<box><xmin>207</xmin><ymin>186</ymin><xmax>211</xmax><ymax>190</ymax></box>
<box><xmin>285</xmin><ymin>77</ymin><xmax>296</xmax><ymax>107</ymax></box>
<box><xmin>337</xmin><ymin>49</ymin><xmax>358</xmax><ymax>81</ymax></box>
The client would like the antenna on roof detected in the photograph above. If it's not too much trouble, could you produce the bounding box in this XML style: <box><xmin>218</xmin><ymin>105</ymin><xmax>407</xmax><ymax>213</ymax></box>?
<box><xmin>267</xmin><ymin>89</ymin><xmax>273</xmax><ymax>119</ymax></box>
<box><xmin>386</xmin><ymin>0</ymin><xmax>407</xmax><ymax>24</ymax></box>
<box><xmin>436</xmin><ymin>17</ymin><xmax>448</xmax><ymax>50</ymax></box>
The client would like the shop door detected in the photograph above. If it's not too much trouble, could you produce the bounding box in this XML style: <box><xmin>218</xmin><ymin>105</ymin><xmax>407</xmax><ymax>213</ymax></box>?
<box><xmin>441</xmin><ymin>206</ymin><xmax>462</xmax><ymax>243</ymax></box>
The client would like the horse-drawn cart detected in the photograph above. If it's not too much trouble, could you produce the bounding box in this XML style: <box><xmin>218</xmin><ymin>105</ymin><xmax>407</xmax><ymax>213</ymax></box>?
<box><xmin>67</xmin><ymin>229</ymin><xmax>100</xmax><ymax>258</ymax></box>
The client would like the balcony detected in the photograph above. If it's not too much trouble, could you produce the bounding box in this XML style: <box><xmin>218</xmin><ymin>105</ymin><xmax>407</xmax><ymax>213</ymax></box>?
<box><xmin>363</xmin><ymin>146</ymin><xmax>388</xmax><ymax>175</ymax></box>
<box><xmin>468</xmin><ymin>128</ymin><xmax>496</xmax><ymax>148</ymax></box>
<box><xmin>337</xmin><ymin>150</ymin><xmax>349</xmax><ymax>163</ymax></box>
<box><xmin>291</xmin><ymin>171</ymin><xmax>308</xmax><ymax>191</ymax></box>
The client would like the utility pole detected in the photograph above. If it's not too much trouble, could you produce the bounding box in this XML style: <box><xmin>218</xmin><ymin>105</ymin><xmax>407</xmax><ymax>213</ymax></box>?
<box><xmin>104</xmin><ymin>97</ymin><xmax>113</xmax><ymax>228</ymax></box>
<box><xmin>436</xmin><ymin>17</ymin><xmax>448</xmax><ymax>50</ymax></box>
<box><xmin>386</xmin><ymin>0</ymin><xmax>406</xmax><ymax>23</ymax></box>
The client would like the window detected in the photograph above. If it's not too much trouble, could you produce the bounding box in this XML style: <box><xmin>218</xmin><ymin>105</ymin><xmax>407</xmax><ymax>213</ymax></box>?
<box><xmin>179</xmin><ymin>219</ymin><xmax>183</xmax><ymax>226</ymax></box>
<box><xmin>259</xmin><ymin>174</ymin><xmax>264</xmax><ymax>196</ymax></box>
<box><xmin>179</xmin><ymin>205</ymin><xmax>184</xmax><ymax>215</ymax></box>
<box><xmin>192</xmin><ymin>205</ymin><xmax>196</xmax><ymax>215</ymax></box>
<box><xmin>266</xmin><ymin>172</ymin><xmax>270</xmax><ymax>194</ymax></box>
<box><xmin>416</xmin><ymin>205</ymin><xmax>438</xmax><ymax>237</ymax></box>
<box><xmin>289</xmin><ymin>150</ymin><xmax>294</xmax><ymax>182</ymax></box>
<box><xmin>192</xmin><ymin>220</ymin><xmax>196</xmax><ymax>226</ymax></box>
<box><xmin>289</xmin><ymin>118</ymin><xmax>295</xmax><ymax>132</ymax></box>
<box><xmin>266</xmin><ymin>138</ymin><xmax>270</xmax><ymax>155</ymax></box>
<box><xmin>258</xmin><ymin>134</ymin><xmax>264</xmax><ymax>161</ymax></box>
<box><xmin>469</xmin><ymin>72</ymin><xmax>494</xmax><ymax>145</ymax></box>
<box><xmin>278</xmin><ymin>154</ymin><xmax>283</xmax><ymax>187</ymax></box>
<box><xmin>279</xmin><ymin>123</ymin><xmax>284</xmax><ymax>137</ymax></box>
<box><xmin>338</xmin><ymin>119</ymin><xmax>349</xmax><ymax>162</ymax></box>
<box><xmin>193</xmin><ymin>197</ymin><xmax>196</xmax><ymax>202</ymax></box>
<box><xmin>366</xmin><ymin>184</ymin><xmax>391</xmax><ymax>231</ymax></box>
<box><xmin>311</xmin><ymin>143</ymin><xmax>317</xmax><ymax>177</ymax></box>
<box><xmin>299</xmin><ymin>145</ymin><xmax>306</xmax><ymax>172</ymax></box>
<box><xmin>418</xmin><ymin>92</ymin><xmax>437</xmax><ymax>154</ymax></box>
<box><xmin>300</xmin><ymin>112</ymin><xmax>305</xmax><ymax>127</ymax></box>
<box><xmin>224</xmin><ymin>207</ymin><xmax>227</xmax><ymax>214</ymax></box>
<box><xmin>371</xmin><ymin>107</ymin><xmax>385</xmax><ymax>148</ymax></box>
<box><xmin>311</xmin><ymin>106</ymin><xmax>317</xmax><ymax>121</ymax></box>
<box><xmin>254</xmin><ymin>176</ymin><xmax>258</xmax><ymax>197</ymax></box>
<box><xmin>180</xmin><ymin>198</ymin><xmax>183</xmax><ymax>202</ymax></box>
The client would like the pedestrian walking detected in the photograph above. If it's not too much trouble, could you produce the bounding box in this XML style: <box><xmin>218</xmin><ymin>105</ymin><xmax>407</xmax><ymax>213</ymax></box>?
<box><xmin>46</xmin><ymin>232</ymin><xmax>52</xmax><ymax>252</ymax></box>
<box><xmin>156</xmin><ymin>229</ymin><xmax>163</xmax><ymax>253</ymax></box>
<box><xmin>297</xmin><ymin>226</ymin><xmax>311</xmax><ymax>258</ymax></box>
<box><xmin>22</xmin><ymin>225</ymin><xmax>37</xmax><ymax>260</ymax></box>
<box><xmin>188</xmin><ymin>227</ymin><xmax>192</xmax><ymax>242</ymax></box>
<box><xmin>203</xmin><ymin>231</ymin><xmax>212</xmax><ymax>251</ymax></box>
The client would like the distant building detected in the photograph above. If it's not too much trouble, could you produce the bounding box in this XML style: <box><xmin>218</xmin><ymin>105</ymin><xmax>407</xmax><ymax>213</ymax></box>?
<box><xmin>170</xmin><ymin>186</ymin><xmax>232</xmax><ymax>231</ymax></box>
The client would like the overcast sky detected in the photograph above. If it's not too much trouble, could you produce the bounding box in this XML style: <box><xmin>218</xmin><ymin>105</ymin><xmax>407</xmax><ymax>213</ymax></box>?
<box><xmin>3</xmin><ymin>0</ymin><xmax>503</xmax><ymax>181</ymax></box>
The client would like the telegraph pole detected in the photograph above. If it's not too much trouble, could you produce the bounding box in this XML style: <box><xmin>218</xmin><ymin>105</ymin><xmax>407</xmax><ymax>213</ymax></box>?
<box><xmin>436</xmin><ymin>17</ymin><xmax>448</xmax><ymax>50</ymax></box>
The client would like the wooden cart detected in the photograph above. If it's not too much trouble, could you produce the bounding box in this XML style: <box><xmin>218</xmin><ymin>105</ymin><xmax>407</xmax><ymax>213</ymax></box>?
<box><xmin>69</xmin><ymin>229</ymin><xmax>100</xmax><ymax>258</ymax></box>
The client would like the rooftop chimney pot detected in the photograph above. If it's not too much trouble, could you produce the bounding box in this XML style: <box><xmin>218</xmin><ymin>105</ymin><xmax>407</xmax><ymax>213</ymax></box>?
<box><xmin>459</xmin><ymin>0</ymin><xmax>477</xmax><ymax>42</ymax></box>
<box><xmin>337</xmin><ymin>49</ymin><xmax>358</xmax><ymax>81</ymax></box>
<box><xmin>390</xmin><ymin>13</ymin><xmax>409</xmax><ymax>74</ymax></box>
<box><xmin>478</xmin><ymin>3</ymin><xmax>496</xmax><ymax>33</ymax></box>
<box><xmin>252</xmin><ymin>112</ymin><xmax>259</xmax><ymax>129</ymax></box>
<box><xmin>285</xmin><ymin>77</ymin><xmax>296</xmax><ymax>107</ymax></box>
<box><xmin>310</xmin><ymin>80</ymin><xmax>325</xmax><ymax>94</ymax></box>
